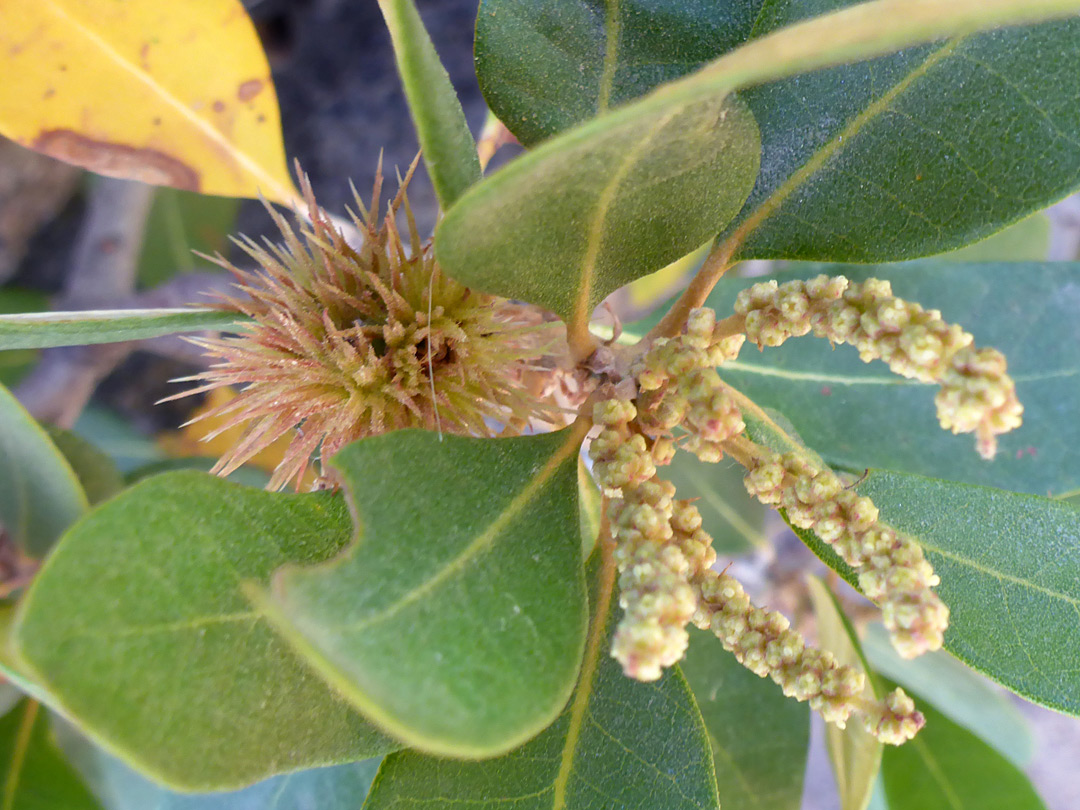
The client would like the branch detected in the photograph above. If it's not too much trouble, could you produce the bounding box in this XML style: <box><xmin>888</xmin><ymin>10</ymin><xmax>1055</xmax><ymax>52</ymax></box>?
<box><xmin>16</xmin><ymin>178</ymin><xmax>154</xmax><ymax>426</ymax></box>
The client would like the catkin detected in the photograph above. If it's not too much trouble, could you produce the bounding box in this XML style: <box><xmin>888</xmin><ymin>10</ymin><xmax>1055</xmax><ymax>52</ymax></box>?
<box><xmin>591</xmin><ymin>399</ymin><xmax>698</xmax><ymax>681</ymax></box>
<box><xmin>744</xmin><ymin>447</ymin><xmax>949</xmax><ymax>658</ymax></box>
<box><xmin>695</xmin><ymin>570</ymin><xmax>923</xmax><ymax>742</ymax></box>
<box><xmin>734</xmin><ymin>275</ymin><xmax>1022</xmax><ymax>458</ymax></box>
<box><xmin>633</xmin><ymin>308</ymin><xmax>745</xmax><ymax>461</ymax></box>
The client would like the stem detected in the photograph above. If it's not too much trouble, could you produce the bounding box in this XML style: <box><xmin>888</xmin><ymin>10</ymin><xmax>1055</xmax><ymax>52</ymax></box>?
<box><xmin>15</xmin><ymin>177</ymin><xmax>155</xmax><ymax>426</ymax></box>
<box><xmin>713</xmin><ymin>312</ymin><xmax>747</xmax><ymax>342</ymax></box>
<box><xmin>720</xmin><ymin>434</ymin><xmax>759</xmax><ymax>468</ymax></box>
<box><xmin>568</xmin><ymin>321</ymin><xmax>601</xmax><ymax>365</ymax></box>
<box><xmin>645</xmin><ymin>237</ymin><xmax>739</xmax><ymax>341</ymax></box>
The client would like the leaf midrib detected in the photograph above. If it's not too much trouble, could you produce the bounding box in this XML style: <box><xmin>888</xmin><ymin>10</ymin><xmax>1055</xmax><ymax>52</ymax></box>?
<box><xmin>551</xmin><ymin>537</ymin><xmax>616</xmax><ymax>810</ymax></box>
<box><xmin>336</xmin><ymin>424</ymin><xmax>588</xmax><ymax>633</ymax></box>
<box><xmin>924</xmin><ymin>544</ymin><xmax>1080</xmax><ymax>607</ymax></box>
<box><xmin>596</xmin><ymin>0</ymin><xmax>621</xmax><ymax>113</ymax></box>
<box><xmin>1</xmin><ymin>701</ymin><xmax>37</xmax><ymax>810</ymax></box>
<box><xmin>569</xmin><ymin>111</ymin><xmax>676</xmax><ymax>342</ymax></box>
<box><xmin>719</xmin><ymin>37</ymin><xmax>963</xmax><ymax>259</ymax></box>
<box><xmin>909</xmin><ymin>735</ymin><xmax>966</xmax><ymax>810</ymax></box>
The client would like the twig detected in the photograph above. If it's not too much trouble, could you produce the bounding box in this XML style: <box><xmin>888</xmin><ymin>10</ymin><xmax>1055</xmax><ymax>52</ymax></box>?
<box><xmin>16</xmin><ymin>268</ymin><xmax>244</xmax><ymax>416</ymax></box>
<box><xmin>644</xmin><ymin>238</ymin><xmax>738</xmax><ymax>343</ymax></box>
<box><xmin>16</xmin><ymin>177</ymin><xmax>154</xmax><ymax>426</ymax></box>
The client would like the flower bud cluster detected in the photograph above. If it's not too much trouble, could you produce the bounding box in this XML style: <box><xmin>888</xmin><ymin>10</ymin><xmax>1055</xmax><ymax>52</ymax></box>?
<box><xmin>744</xmin><ymin>448</ymin><xmax>948</xmax><ymax>658</ymax></box>
<box><xmin>863</xmin><ymin>687</ymin><xmax>927</xmax><ymax>745</ymax></box>
<box><xmin>695</xmin><ymin>569</ymin><xmax>922</xmax><ymax>742</ymax></box>
<box><xmin>696</xmin><ymin>569</ymin><xmax>865</xmax><ymax>725</ymax></box>
<box><xmin>590</xmin><ymin>399</ymin><xmax>925</xmax><ymax>741</ymax></box>
<box><xmin>734</xmin><ymin>275</ymin><xmax>1022</xmax><ymax>458</ymax></box>
<box><xmin>590</xmin><ymin>399</ymin><xmax>701</xmax><ymax>681</ymax></box>
<box><xmin>633</xmin><ymin>308</ymin><xmax>746</xmax><ymax>462</ymax></box>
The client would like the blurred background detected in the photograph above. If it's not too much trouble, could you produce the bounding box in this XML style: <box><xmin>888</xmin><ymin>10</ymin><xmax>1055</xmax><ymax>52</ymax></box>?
<box><xmin>1</xmin><ymin>0</ymin><xmax>1079</xmax><ymax>806</ymax></box>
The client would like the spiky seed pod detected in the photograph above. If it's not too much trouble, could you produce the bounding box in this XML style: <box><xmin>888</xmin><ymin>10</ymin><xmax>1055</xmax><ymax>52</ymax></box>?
<box><xmin>734</xmin><ymin>275</ymin><xmax>1022</xmax><ymax>458</ymax></box>
<box><xmin>744</xmin><ymin>447</ymin><xmax>949</xmax><ymax>658</ymax></box>
<box><xmin>169</xmin><ymin>168</ymin><xmax>558</xmax><ymax>490</ymax></box>
<box><xmin>590</xmin><ymin>399</ymin><xmax>703</xmax><ymax>681</ymax></box>
<box><xmin>695</xmin><ymin>570</ymin><xmax>923</xmax><ymax>742</ymax></box>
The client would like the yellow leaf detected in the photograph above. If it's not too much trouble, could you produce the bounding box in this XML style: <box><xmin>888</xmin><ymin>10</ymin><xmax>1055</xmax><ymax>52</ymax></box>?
<box><xmin>626</xmin><ymin>241</ymin><xmax>711</xmax><ymax>310</ymax></box>
<box><xmin>0</xmin><ymin>0</ymin><xmax>297</xmax><ymax>203</ymax></box>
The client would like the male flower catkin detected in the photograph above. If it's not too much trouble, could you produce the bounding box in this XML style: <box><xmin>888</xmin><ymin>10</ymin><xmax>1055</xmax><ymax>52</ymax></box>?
<box><xmin>744</xmin><ymin>447</ymin><xmax>949</xmax><ymax>658</ymax></box>
<box><xmin>590</xmin><ymin>399</ymin><xmax>700</xmax><ymax>681</ymax></box>
<box><xmin>694</xmin><ymin>569</ymin><xmax>923</xmax><ymax>743</ymax></box>
<box><xmin>592</xmin><ymin>389</ymin><xmax>923</xmax><ymax>742</ymax></box>
<box><xmin>734</xmin><ymin>275</ymin><xmax>1022</xmax><ymax>458</ymax></box>
<box><xmin>591</xmin><ymin>313</ymin><xmax>926</xmax><ymax>742</ymax></box>
<box><xmin>170</xmin><ymin>169</ymin><xmax>555</xmax><ymax>490</ymax></box>
<box><xmin>633</xmin><ymin>308</ymin><xmax>746</xmax><ymax>460</ymax></box>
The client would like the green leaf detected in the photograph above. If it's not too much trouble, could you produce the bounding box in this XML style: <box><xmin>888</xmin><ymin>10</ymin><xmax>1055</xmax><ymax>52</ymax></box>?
<box><xmin>0</xmin><ymin>381</ymin><xmax>88</xmax><ymax>557</ymax></box>
<box><xmin>44</xmin><ymin>428</ymin><xmax>124</xmax><ymax>506</ymax></box>
<box><xmin>434</xmin><ymin>92</ymin><xmax>760</xmax><ymax>344</ymax></box>
<box><xmin>478</xmin><ymin>0</ymin><xmax>1080</xmax><ymax>261</ymax></box>
<box><xmin>0</xmin><ymin>309</ymin><xmax>243</xmax><ymax>350</ymax></box>
<box><xmin>577</xmin><ymin>457</ymin><xmax>602</xmax><ymax>558</ymax></box>
<box><xmin>806</xmin><ymin>576</ymin><xmax>882</xmax><ymax>810</ymax></box>
<box><xmin>936</xmin><ymin>213</ymin><xmax>1051</xmax><ymax>262</ymax></box>
<box><xmin>12</xmin><ymin>472</ymin><xmax>396</xmax><ymax>790</ymax></box>
<box><xmin>59</xmin><ymin>726</ymin><xmax>381</xmax><ymax>810</ymax></box>
<box><xmin>680</xmin><ymin>625</ymin><xmax>808</xmax><ymax>810</ymax></box>
<box><xmin>723</xmin><ymin>7</ymin><xmax>1080</xmax><ymax>262</ymax></box>
<box><xmin>664</xmin><ymin>453</ymin><xmax>764</xmax><ymax>555</ymax></box>
<box><xmin>858</xmin><ymin>471</ymin><xmax>1080</xmax><ymax>718</ymax></box>
<box><xmin>267</xmin><ymin>428</ymin><xmax>589</xmax><ymax>758</ymax></box>
<box><xmin>474</xmin><ymin>0</ymin><xmax>760</xmax><ymax>147</ymax></box>
<box><xmin>124</xmin><ymin>457</ymin><xmax>271</xmax><ymax>490</ymax></box>
<box><xmin>880</xmin><ymin>681</ymin><xmax>1047</xmax><ymax>810</ymax></box>
<box><xmin>861</xmin><ymin>623</ymin><xmax>1034</xmax><ymax>767</ymax></box>
<box><xmin>704</xmin><ymin>263</ymin><xmax>1080</xmax><ymax>496</ymax></box>
<box><xmin>363</xmin><ymin>548</ymin><xmax>720</xmax><ymax>809</ymax></box>
<box><xmin>137</xmin><ymin>188</ymin><xmax>238</xmax><ymax>288</ymax></box>
<box><xmin>781</xmin><ymin>463</ymin><xmax>1080</xmax><ymax>718</ymax></box>
<box><xmin>378</xmin><ymin>0</ymin><xmax>481</xmax><ymax>207</ymax></box>
<box><xmin>0</xmin><ymin>700</ymin><xmax>102</xmax><ymax>810</ymax></box>
<box><xmin>0</xmin><ymin>287</ymin><xmax>48</xmax><ymax>387</ymax></box>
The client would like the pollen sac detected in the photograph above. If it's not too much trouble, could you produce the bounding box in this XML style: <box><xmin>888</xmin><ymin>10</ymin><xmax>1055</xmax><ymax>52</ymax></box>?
<box><xmin>734</xmin><ymin>275</ymin><xmax>1023</xmax><ymax>458</ymax></box>
<box><xmin>864</xmin><ymin>687</ymin><xmax>925</xmax><ymax>745</ymax></box>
